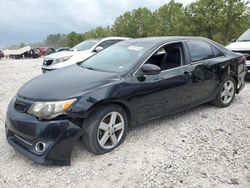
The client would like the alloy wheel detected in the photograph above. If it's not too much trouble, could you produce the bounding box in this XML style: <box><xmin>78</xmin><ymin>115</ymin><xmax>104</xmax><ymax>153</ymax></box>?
<box><xmin>221</xmin><ymin>80</ymin><xmax>235</xmax><ymax>104</ymax></box>
<box><xmin>97</xmin><ymin>112</ymin><xmax>125</xmax><ymax>149</ymax></box>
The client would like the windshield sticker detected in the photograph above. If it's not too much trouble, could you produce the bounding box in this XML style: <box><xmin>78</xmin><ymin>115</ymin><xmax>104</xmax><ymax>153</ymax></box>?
<box><xmin>128</xmin><ymin>46</ymin><xmax>143</xmax><ymax>51</ymax></box>
<box><xmin>118</xmin><ymin>66</ymin><xmax>124</xmax><ymax>69</ymax></box>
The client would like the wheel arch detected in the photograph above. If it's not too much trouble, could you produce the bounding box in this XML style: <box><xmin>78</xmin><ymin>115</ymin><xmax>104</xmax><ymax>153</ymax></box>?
<box><xmin>85</xmin><ymin>99</ymin><xmax>134</xmax><ymax>127</ymax></box>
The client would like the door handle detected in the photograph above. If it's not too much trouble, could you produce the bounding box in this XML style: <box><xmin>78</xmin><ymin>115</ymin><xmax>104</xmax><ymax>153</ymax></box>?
<box><xmin>153</xmin><ymin>77</ymin><xmax>160</xmax><ymax>81</ymax></box>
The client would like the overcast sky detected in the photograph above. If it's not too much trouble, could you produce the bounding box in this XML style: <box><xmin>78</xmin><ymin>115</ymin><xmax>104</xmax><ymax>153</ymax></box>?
<box><xmin>0</xmin><ymin>0</ymin><xmax>194</xmax><ymax>47</ymax></box>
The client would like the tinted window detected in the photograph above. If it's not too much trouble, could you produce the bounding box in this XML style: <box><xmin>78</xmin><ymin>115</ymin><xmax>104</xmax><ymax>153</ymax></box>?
<box><xmin>98</xmin><ymin>40</ymin><xmax>119</xmax><ymax>49</ymax></box>
<box><xmin>211</xmin><ymin>46</ymin><xmax>224</xmax><ymax>57</ymax></box>
<box><xmin>187</xmin><ymin>41</ymin><xmax>214</xmax><ymax>62</ymax></box>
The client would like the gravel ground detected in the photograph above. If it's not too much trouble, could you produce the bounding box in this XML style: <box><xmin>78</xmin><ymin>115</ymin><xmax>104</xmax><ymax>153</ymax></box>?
<box><xmin>0</xmin><ymin>58</ymin><xmax>249</xmax><ymax>188</ymax></box>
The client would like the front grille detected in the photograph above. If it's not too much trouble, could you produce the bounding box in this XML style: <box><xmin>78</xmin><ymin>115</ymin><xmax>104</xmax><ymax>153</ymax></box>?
<box><xmin>14</xmin><ymin>100</ymin><xmax>32</xmax><ymax>113</ymax></box>
<box><xmin>43</xmin><ymin>59</ymin><xmax>54</xmax><ymax>66</ymax></box>
<box><xmin>233</xmin><ymin>50</ymin><xmax>250</xmax><ymax>61</ymax></box>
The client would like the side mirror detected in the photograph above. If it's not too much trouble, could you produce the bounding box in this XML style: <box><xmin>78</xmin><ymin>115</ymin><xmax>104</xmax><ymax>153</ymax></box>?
<box><xmin>230</xmin><ymin>39</ymin><xmax>236</xmax><ymax>43</ymax></box>
<box><xmin>95</xmin><ymin>46</ymin><xmax>104</xmax><ymax>52</ymax></box>
<box><xmin>141</xmin><ymin>64</ymin><xmax>161</xmax><ymax>75</ymax></box>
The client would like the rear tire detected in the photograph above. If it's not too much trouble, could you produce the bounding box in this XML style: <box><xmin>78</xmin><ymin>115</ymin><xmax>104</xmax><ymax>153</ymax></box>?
<box><xmin>82</xmin><ymin>104</ymin><xmax>128</xmax><ymax>155</ymax></box>
<box><xmin>212</xmin><ymin>76</ymin><xmax>236</xmax><ymax>108</ymax></box>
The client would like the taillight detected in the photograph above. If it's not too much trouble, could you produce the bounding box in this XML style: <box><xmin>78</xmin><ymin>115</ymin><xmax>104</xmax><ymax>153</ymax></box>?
<box><xmin>241</xmin><ymin>55</ymin><xmax>247</xmax><ymax>63</ymax></box>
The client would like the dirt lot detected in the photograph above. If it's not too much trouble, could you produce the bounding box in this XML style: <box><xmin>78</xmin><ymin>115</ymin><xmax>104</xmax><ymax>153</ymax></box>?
<box><xmin>0</xmin><ymin>58</ymin><xmax>249</xmax><ymax>188</ymax></box>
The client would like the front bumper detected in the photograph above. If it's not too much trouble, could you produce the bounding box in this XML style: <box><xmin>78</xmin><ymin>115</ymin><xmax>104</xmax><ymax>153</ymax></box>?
<box><xmin>5</xmin><ymin>100</ymin><xmax>81</xmax><ymax>166</ymax></box>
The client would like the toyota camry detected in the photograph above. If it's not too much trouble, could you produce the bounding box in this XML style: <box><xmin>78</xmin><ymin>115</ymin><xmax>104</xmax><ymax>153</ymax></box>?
<box><xmin>5</xmin><ymin>37</ymin><xmax>247</xmax><ymax>165</ymax></box>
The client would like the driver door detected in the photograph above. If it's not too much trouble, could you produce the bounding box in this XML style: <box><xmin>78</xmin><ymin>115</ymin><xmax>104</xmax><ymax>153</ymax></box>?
<box><xmin>128</xmin><ymin>42</ymin><xmax>194</xmax><ymax>123</ymax></box>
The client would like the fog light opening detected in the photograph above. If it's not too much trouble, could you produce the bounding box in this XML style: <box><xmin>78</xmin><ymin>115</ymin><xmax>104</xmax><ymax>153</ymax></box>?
<box><xmin>35</xmin><ymin>142</ymin><xmax>46</xmax><ymax>153</ymax></box>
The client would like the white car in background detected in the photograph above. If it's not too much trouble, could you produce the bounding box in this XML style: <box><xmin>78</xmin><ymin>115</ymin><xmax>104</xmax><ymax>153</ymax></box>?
<box><xmin>227</xmin><ymin>29</ymin><xmax>250</xmax><ymax>73</ymax></box>
<box><xmin>42</xmin><ymin>37</ymin><xmax>130</xmax><ymax>73</ymax></box>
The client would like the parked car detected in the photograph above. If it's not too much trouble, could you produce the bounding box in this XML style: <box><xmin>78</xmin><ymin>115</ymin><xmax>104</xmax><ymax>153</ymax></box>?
<box><xmin>0</xmin><ymin>50</ymin><xmax>4</xmax><ymax>60</ymax></box>
<box><xmin>24</xmin><ymin>48</ymin><xmax>41</xmax><ymax>58</ymax></box>
<box><xmin>5</xmin><ymin>37</ymin><xmax>247</xmax><ymax>165</ymax></box>
<box><xmin>37</xmin><ymin>48</ymin><xmax>46</xmax><ymax>56</ymax></box>
<box><xmin>55</xmin><ymin>47</ymin><xmax>71</xmax><ymax>52</ymax></box>
<box><xmin>45</xmin><ymin>47</ymin><xmax>55</xmax><ymax>56</ymax></box>
<box><xmin>227</xmin><ymin>29</ymin><xmax>250</xmax><ymax>74</ymax></box>
<box><xmin>4</xmin><ymin>46</ymin><xmax>31</xmax><ymax>59</ymax></box>
<box><xmin>3</xmin><ymin>46</ymin><xmax>42</xmax><ymax>59</ymax></box>
<box><xmin>42</xmin><ymin>37</ymin><xmax>130</xmax><ymax>73</ymax></box>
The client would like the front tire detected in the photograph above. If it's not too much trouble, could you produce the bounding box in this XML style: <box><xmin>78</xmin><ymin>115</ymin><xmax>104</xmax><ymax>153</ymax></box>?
<box><xmin>82</xmin><ymin>104</ymin><xmax>128</xmax><ymax>155</ymax></box>
<box><xmin>212</xmin><ymin>76</ymin><xmax>236</xmax><ymax>108</ymax></box>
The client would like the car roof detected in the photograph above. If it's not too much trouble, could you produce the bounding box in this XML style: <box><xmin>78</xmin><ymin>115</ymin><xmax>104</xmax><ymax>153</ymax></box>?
<box><xmin>124</xmin><ymin>36</ymin><xmax>210</xmax><ymax>44</ymax></box>
<box><xmin>99</xmin><ymin>37</ymin><xmax>131</xmax><ymax>41</ymax></box>
<box><xmin>121</xmin><ymin>36</ymin><xmax>232</xmax><ymax>56</ymax></box>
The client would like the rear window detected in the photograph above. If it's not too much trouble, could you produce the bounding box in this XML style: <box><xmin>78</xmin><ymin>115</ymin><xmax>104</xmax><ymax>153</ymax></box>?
<box><xmin>187</xmin><ymin>41</ymin><xmax>215</xmax><ymax>62</ymax></box>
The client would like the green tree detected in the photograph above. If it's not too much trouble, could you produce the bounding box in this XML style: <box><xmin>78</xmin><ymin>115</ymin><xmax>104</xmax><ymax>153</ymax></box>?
<box><xmin>84</xmin><ymin>26</ymin><xmax>112</xmax><ymax>39</ymax></box>
<box><xmin>223</xmin><ymin>0</ymin><xmax>250</xmax><ymax>44</ymax></box>
<box><xmin>184</xmin><ymin>0</ymin><xmax>250</xmax><ymax>44</ymax></box>
<box><xmin>43</xmin><ymin>0</ymin><xmax>250</xmax><ymax>46</ymax></box>
<box><xmin>44</xmin><ymin>33</ymin><xmax>66</xmax><ymax>48</ymax></box>
<box><xmin>185</xmin><ymin>0</ymin><xmax>225</xmax><ymax>42</ymax></box>
<box><xmin>112</xmin><ymin>7</ymin><xmax>154</xmax><ymax>38</ymax></box>
<box><xmin>65</xmin><ymin>32</ymin><xmax>84</xmax><ymax>47</ymax></box>
<box><xmin>154</xmin><ymin>0</ymin><xmax>187</xmax><ymax>36</ymax></box>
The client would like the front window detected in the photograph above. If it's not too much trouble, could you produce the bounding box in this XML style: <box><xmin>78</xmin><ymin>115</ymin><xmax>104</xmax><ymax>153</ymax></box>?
<box><xmin>80</xmin><ymin>42</ymin><xmax>154</xmax><ymax>73</ymax></box>
<box><xmin>145</xmin><ymin>42</ymin><xmax>183</xmax><ymax>71</ymax></box>
<box><xmin>237</xmin><ymin>29</ymin><xmax>250</xmax><ymax>42</ymax></box>
<box><xmin>71</xmin><ymin>39</ymin><xmax>100</xmax><ymax>51</ymax></box>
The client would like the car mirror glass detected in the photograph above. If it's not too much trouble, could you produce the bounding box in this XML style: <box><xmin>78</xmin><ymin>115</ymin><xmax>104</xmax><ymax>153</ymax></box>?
<box><xmin>95</xmin><ymin>46</ymin><xmax>104</xmax><ymax>53</ymax></box>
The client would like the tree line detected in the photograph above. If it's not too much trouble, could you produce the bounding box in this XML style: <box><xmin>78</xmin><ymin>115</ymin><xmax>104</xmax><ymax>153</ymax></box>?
<box><xmin>44</xmin><ymin>0</ymin><xmax>250</xmax><ymax>48</ymax></box>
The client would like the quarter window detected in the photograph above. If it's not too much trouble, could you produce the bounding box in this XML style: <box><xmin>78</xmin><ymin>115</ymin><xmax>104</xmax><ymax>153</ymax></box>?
<box><xmin>211</xmin><ymin>46</ymin><xmax>224</xmax><ymax>57</ymax></box>
<box><xmin>187</xmin><ymin>41</ymin><xmax>214</xmax><ymax>62</ymax></box>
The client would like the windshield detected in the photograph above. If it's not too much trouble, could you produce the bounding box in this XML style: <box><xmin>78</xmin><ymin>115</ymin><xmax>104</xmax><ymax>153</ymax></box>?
<box><xmin>71</xmin><ymin>39</ymin><xmax>100</xmax><ymax>51</ymax></box>
<box><xmin>80</xmin><ymin>42</ymin><xmax>154</xmax><ymax>73</ymax></box>
<box><xmin>237</xmin><ymin>29</ymin><xmax>250</xmax><ymax>42</ymax></box>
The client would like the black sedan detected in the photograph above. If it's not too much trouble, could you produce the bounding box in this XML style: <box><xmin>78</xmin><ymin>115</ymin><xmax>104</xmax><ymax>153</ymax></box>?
<box><xmin>5</xmin><ymin>37</ymin><xmax>247</xmax><ymax>165</ymax></box>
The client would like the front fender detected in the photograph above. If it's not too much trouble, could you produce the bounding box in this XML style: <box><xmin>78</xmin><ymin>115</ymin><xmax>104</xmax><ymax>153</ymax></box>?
<box><xmin>69</xmin><ymin>81</ymin><xmax>129</xmax><ymax>115</ymax></box>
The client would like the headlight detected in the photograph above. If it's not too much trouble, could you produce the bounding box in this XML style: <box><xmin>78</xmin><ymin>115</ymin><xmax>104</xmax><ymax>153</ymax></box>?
<box><xmin>27</xmin><ymin>98</ymin><xmax>77</xmax><ymax>120</ymax></box>
<box><xmin>53</xmin><ymin>55</ymin><xmax>73</xmax><ymax>64</ymax></box>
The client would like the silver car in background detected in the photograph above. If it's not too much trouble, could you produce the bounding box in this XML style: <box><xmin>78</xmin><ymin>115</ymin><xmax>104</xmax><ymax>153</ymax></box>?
<box><xmin>42</xmin><ymin>37</ymin><xmax>130</xmax><ymax>73</ymax></box>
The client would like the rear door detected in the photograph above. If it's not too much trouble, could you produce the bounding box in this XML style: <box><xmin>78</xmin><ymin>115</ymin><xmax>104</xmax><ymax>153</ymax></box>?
<box><xmin>185</xmin><ymin>40</ymin><xmax>228</xmax><ymax>104</ymax></box>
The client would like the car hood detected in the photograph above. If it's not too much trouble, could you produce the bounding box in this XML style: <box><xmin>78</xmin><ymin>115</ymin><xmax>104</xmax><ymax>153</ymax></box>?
<box><xmin>45</xmin><ymin>50</ymin><xmax>90</xmax><ymax>59</ymax></box>
<box><xmin>226</xmin><ymin>41</ymin><xmax>250</xmax><ymax>51</ymax></box>
<box><xmin>18</xmin><ymin>65</ymin><xmax>119</xmax><ymax>101</ymax></box>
